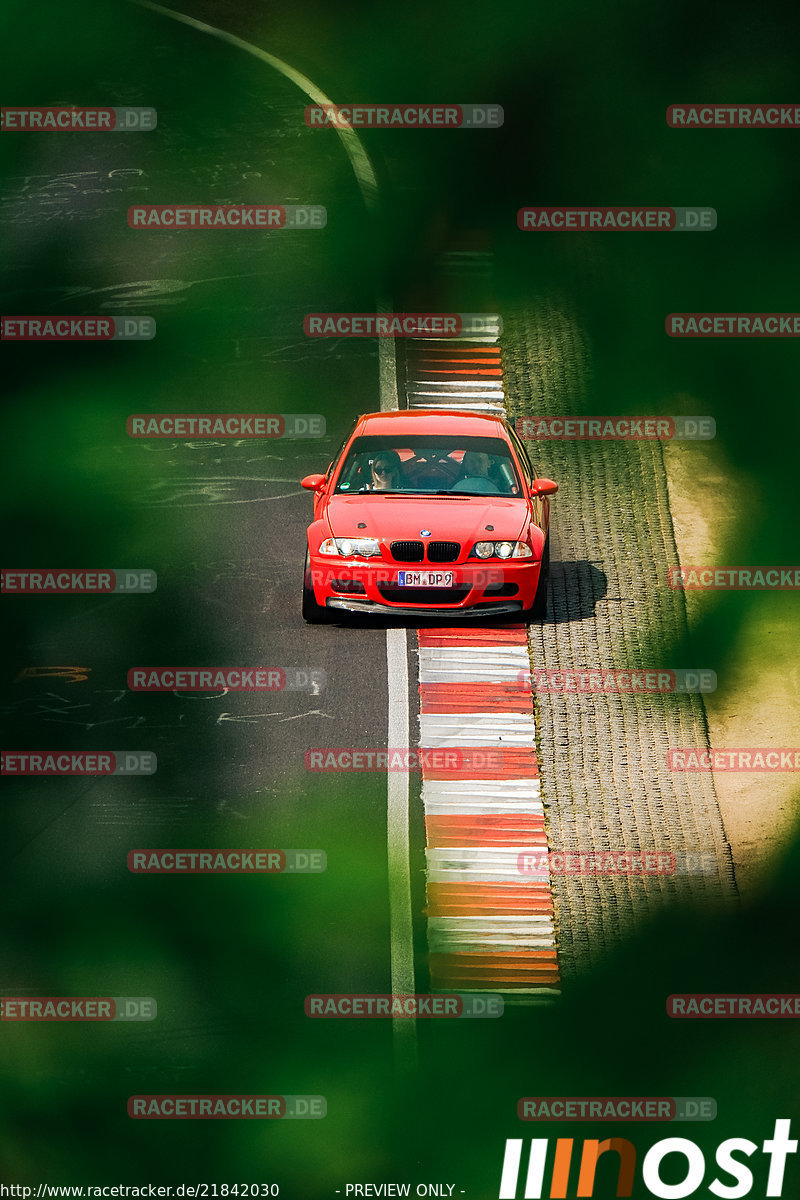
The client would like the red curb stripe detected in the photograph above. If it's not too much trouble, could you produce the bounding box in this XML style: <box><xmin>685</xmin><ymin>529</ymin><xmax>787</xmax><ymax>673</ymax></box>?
<box><xmin>417</xmin><ymin>351</ymin><xmax>502</xmax><ymax>360</ymax></box>
<box><xmin>418</xmin><ymin>627</ymin><xmax>528</xmax><ymax>646</ymax></box>
<box><xmin>416</xmin><ymin>363</ymin><xmax>503</xmax><ymax>372</ymax></box>
<box><xmin>429</xmin><ymin>902</ymin><xmax>554</xmax><ymax>912</ymax></box>
<box><xmin>428</xmin><ymin>904</ymin><xmax>554</xmax><ymax>914</ymax></box>
<box><xmin>421</xmin><ymin>700</ymin><xmax>532</xmax><ymax>714</ymax></box>
<box><xmin>417</xmin><ymin>364</ymin><xmax>503</xmax><ymax>373</ymax></box>
<box><xmin>414</xmin><ymin>346</ymin><xmax>502</xmax><ymax>354</ymax></box>
<box><xmin>414</xmin><ymin>365</ymin><xmax>503</xmax><ymax>373</ymax></box>
<box><xmin>427</xmin><ymin>826</ymin><xmax>546</xmax><ymax>842</ymax></box>
<box><xmin>432</xmin><ymin>969</ymin><xmax>560</xmax><ymax>981</ymax></box>
<box><xmin>428</xmin><ymin>882</ymin><xmax>552</xmax><ymax>899</ymax></box>
<box><xmin>426</xmin><ymin>818</ymin><xmax>546</xmax><ymax>845</ymax></box>
<box><xmin>431</xmin><ymin>978</ymin><xmax>561</xmax><ymax>991</ymax></box>
<box><xmin>430</xmin><ymin>961</ymin><xmax>560</xmax><ymax>987</ymax></box>
<box><xmin>428</xmin><ymin>897</ymin><xmax>554</xmax><ymax>914</ymax></box>
<box><xmin>431</xmin><ymin>964</ymin><xmax>560</xmax><ymax>979</ymax></box>
<box><xmin>427</xmin><ymin>835</ymin><xmax>548</xmax><ymax>849</ymax></box>
<box><xmin>427</xmin><ymin>833</ymin><xmax>546</xmax><ymax>843</ymax></box>
<box><xmin>422</xmin><ymin>747</ymin><xmax>538</xmax><ymax>779</ymax></box>
<box><xmin>431</xmin><ymin>955</ymin><xmax>558</xmax><ymax>971</ymax></box>
<box><xmin>425</xmin><ymin>814</ymin><xmax>546</xmax><ymax>830</ymax></box>
<box><xmin>427</xmin><ymin>904</ymin><xmax>554</xmax><ymax>917</ymax></box>
<box><xmin>420</xmin><ymin>681</ymin><xmax>530</xmax><ymax>696</ymax></box>
<box><xmin>420</xmin><ymin>682</ymin><xmax>532</xmax><ymax>713</ymax></box>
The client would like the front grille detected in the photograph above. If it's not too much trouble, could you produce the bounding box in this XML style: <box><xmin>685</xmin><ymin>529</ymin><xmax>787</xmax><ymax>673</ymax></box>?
<box><xmin>378</xmin><ymin>586</ymin><xmax>471</xmax><ymax>605</ymax></box>
<box><xmin>427</xmin><ymin>541</ymin><xmax>461</xmax><ymax>563</ymax></box>
<box><xmin>390</xmin><ymin>540</ymin><xmax>424</xmax><ymax>562</ymax></box>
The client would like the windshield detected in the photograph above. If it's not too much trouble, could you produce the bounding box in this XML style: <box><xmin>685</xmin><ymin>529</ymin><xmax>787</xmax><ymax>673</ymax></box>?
<box><xmin>333</xmin><ymin>435</ymin><xmax>522</xmax><ymax>496</ymax></box>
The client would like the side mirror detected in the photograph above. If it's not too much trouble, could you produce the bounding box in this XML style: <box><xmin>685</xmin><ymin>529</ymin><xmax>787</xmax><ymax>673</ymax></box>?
<box><xmin>301</xmin><ymin>474</ymin><xmax>327</xmax><ymax>492</ymax></box>
<box><xmin>531</xmin><ymin>477</ymin><xmax>559</xmax><ymax>497</ymax></box>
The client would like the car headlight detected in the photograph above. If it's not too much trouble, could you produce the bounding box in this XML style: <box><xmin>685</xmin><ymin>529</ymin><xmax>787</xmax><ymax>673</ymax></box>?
<box><xmin>318</xmin><ymin>537</ymin><xmax>381</xmax><ymax>557</ymax></box>
<box><xmin>470</xmin><ymin>541</ymin><xmax>533</xmax><ymax>559</ymax></box>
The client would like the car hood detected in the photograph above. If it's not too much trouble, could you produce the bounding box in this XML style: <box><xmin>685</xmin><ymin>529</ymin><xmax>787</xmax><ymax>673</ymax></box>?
<box><xmin>325</xmin><ymin>493</ymin><xmax>529</xmax><ymax>545</ymax></box>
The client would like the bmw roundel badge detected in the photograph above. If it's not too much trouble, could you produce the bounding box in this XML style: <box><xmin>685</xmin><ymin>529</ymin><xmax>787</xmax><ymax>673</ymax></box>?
<box><xmin>420</xmin><ymin>530</ymin><xmax>431</xmax><ymax>537</ymax></box>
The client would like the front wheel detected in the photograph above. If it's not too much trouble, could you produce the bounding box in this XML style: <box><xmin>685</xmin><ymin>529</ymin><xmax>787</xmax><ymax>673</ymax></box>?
<box><xmin>302</xmin><ymin>550</ymin><xmax>328</xmax><ymax>623</ymax></box>
<box><xmin>526</xmin><ymin>534</ymin><xmax>550</xmax><ymax>621</ymax></box>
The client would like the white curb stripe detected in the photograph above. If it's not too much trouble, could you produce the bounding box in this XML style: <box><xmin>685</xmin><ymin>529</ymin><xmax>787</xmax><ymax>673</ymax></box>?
<box><xmin>419</xmin><ymin>647</ymin><xmax>531</xmax><ymax>662</ymax></box>
<box><xmin>422</xmin><ymin>779</ymin><xmax>540</xmax><ymax>796</ymax></box>
<box><xmin>419</xmin><ymin>713</ymin><xmax>536</xmax><ymax>748</ymax></box>
<box><xmin>429</xmin><ymin>934</ymin><xmax>556</xmax><ymax>953</ymax></box>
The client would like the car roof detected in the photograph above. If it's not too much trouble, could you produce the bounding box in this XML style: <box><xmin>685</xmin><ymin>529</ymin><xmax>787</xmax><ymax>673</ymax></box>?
<box><xmin>355</xmin><ymin>409</ymin><xmax>511</xmax><ymax>437</ymax></box>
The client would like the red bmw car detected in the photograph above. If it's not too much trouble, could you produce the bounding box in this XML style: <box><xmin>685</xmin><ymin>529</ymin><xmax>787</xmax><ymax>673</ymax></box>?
<box><xmin>300</xmin><ymin>409</ymin><xmax>558</xmax><ymax>621</ymax></box>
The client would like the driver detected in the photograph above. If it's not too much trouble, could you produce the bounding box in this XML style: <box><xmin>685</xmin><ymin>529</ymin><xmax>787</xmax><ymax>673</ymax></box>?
<box><xmin>368</xmin><ymin>449</ymin><xmax>402</xmax><ymax>491</ymax></box>
<box><xmin>456</xmin><ymin>449</ymin><xmax>504</xmax><ymax>494</ymax></box>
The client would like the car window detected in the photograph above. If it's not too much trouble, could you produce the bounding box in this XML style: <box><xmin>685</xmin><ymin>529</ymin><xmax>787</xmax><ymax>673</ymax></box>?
<box><xmin>327</xmin><ymin>423</ymin><xmax>357</xmax><ymax>478</ymax></box>
<box><xmin>333</xmin><ymin>435</ymin><xmax>522</xmax><ymax>495</ymax></box>
<box><xmin>507</xmin><ymin>425</ymin><xmax>535</xmax><ymax>484</ymax></box>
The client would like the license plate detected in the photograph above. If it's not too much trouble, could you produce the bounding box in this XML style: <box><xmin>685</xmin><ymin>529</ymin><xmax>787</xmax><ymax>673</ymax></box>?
<box><xmin>397</xmin><ymin>571</ymin><xmax>454</xmax><ymax>587</ymax></box>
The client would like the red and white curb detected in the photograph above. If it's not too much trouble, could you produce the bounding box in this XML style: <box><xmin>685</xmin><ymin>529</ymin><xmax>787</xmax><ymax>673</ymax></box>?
<box><xmin>403</xmin><ymin>323</ymin><xmax>507</xmax><ymax>415</ymax></box>
<box><xmin>394</xmin><ymin>245</ymin><xmax>561</xmax><ymax>999</ymax></box>
<box><xmin>417</xmin><ymin>627</ymin><xmax>559</xmax><ymax>998</ymax></box>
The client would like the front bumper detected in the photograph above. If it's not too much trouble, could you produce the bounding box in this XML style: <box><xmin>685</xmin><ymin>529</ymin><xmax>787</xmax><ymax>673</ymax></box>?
<box><xmin>306</xmin><ymin>555</ymin><xmax>541</xmax><ymax>614</ymax></box>
<box><xmin>325</xmin><ymin>596</ymin><xmax>524</xmax><ymax>618</ymax></box>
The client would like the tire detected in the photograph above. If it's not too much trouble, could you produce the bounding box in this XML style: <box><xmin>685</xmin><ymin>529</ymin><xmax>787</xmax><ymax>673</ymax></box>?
<box><xmin>527</xmin><ymin>534</ymin><xmax>550</xmax><ymax>621</ymax></box>
<box><xmin>302</xmin><ymin>550</ymin><xmax>328</xmax><ymax>623</ymax></box>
